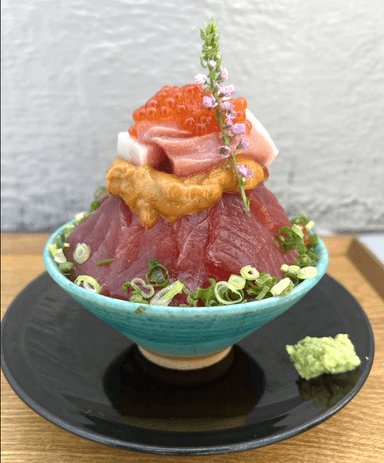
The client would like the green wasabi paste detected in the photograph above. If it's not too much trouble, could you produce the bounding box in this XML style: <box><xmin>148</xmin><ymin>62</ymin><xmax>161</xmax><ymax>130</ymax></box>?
<box><xmin>286</xmin><ymin>334</ymin><xmax>361</xmax><ymax>380</ymax></box>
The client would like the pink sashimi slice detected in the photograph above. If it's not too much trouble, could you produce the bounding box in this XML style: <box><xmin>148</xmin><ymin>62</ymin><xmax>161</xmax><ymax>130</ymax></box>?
<box><xmin>117</xmin><ymin>111</ymin><xmax>278</xmax><ymax>177</ymax></box>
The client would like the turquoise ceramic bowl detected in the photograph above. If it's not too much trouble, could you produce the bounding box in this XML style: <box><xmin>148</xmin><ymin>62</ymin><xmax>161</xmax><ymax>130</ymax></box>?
<box><xmin>44</xmin><ymin>221</ymin><xmax>329</xmax><ymax>358</ymax></box>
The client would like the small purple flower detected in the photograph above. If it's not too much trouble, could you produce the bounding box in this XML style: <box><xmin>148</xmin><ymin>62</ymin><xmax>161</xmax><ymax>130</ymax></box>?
<box><xmin>202</xmin><ymin>95</ymin><xmax>217</xmax><ymax>109</ymax></box>
<box><xmin>216</xmin><ymin>83</ymin><xmax>226</xmax><ymax>96</ymax></box>
<box><xmin>228</xmin><ymin>110</ymin><xmax>237</xmax><ymax>119</ymax></box>
<box><xmin>225</xmin><ymin>110</ymin><xmax>237</xmax><ymax>126</ymax></box>
<box><xmin>220</xmin><ymin>101</ymin><xmax>235</xmax><ymax>112</ymax></box>
<box><xmin>220</xmin><ymin>67</ymin><xmax>229</xmax><ymax>81</ymax></box>
<box><xmin>195</xmin><ymin>73</ymin><xmax>207</xmax><ymax>85</ymax></box>
<box><xmin>208</xmin><ymin>60</ymin><xmax>217</xmax><ymax>68</ymax></box>
<box><xmin>224</xmin><ymin>84</ymin><xmax>235</xmax><ymax>97</ymax></box>
<box><xmin>237</xmin><ymin>164</ymin><xmax>253</xmax><ymax>178</ymax></box>
<box><xmin>238</xmin><ymin>138</ymin><xmax>250</xmax><ymax>151</ymax></box>
<box><xmin>219</xmin><ymin>145</ymin><xmax>231</xmax><ymax>157</ymax></box>
<box><xmin>228</xmin><ymin>123</ymin><xmax>246</xmax><ymax>137</ymax></box>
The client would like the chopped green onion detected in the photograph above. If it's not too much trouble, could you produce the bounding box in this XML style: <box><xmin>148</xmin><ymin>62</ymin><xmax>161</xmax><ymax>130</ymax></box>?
<box><xmin>187</xmin><ymin>293</ymin><xmax>199</xmax><ymax>307</ymax></box>
<box><xmin>310</xmin><ymin>234</ymin><xmax>319</xmax><ymax>247</ymax></box>
<box><xmin>150</xmin><ymin>281</ymin><xmax>185</xmax><ymax>306</ymax></box>
<box><xmin>130</xmin><ymin>289</ymin><xmax>150</xmax><ymax>303</ymax></box>
<box><xmin>291</xmin><ymin>224</ymin><xmax>304</xmax><ymax>239</ymax></box>
<box><xmin>135</xmin><ymin>305</ymin><xmax>147</xmax><ymax>314</ymax></box>
<box><xmin>256</xmin><ymin>285</ymin><xmax>271</xmax><ymax>301</ymax></box>
<box><xmin>282</xmin><ymin>265</ymin><xmax>301</xmax><ymax>274</ymax></box>
<box><xmin>214</xmin><ymin>282</ymin><xmax>244</xmax><ymax>305</ymax></box>
<box><xmin>291</xmin><ymin>213</ymin><xmax>308</xmax><ymax>225</ymax></box>
<box><xmin>146</xmin><ymin>259</ymin><xmax>169</xmax><ymax>287</ymax></box>
<box><xmin>96</xmin><ymin>259</ymin><xmax>114</xmax><ymax>266</ymax></box>
<box><xmin>271</xmin><ymin>278</ymin><xmax>293</xmax><ymax>296</ymax></box>
<box><xmin>63</xmin><ymin>224</ymin><xmax>75</xmax><ymax>239</ymax></box>
<box><xmin>306</xmin><ymin>220</ymin><xmax>315</xmax><ymax>231</ymax></box>
<box><xmin>285</xmin><ymin>272</ymin><xmax>299</xmax><ymax>285</ymax></box>
<box><xmin>75</xmin><ymin>212</ymin><xmax>89</xmax><ymax>222</ymax></box>
<box><xmin>48</xmin><ymin>244</ymin><xmax>67</xmax><ymax>264</ymax></box>
<box><xmin>281</xmin><ymin>281</ymin><xmax>294</xmax><ymax>296</ymax></box>
<box><xmin>256</xmin><ymin>274</ymin><xmax>272</xmax><ymax>286</ymax></box>
<box><xmin>55</xmin><ymin>236</ymin><xmax>64</xmax><ymax>249</ymax></box>
<box><xmin>94</xmin><ymin>186</ymin><xmax>106</xmax><ymax>199</ymax></box>
<box><xmin>75</xmin><ymin>275</ymin><xmax>101</xmax><ymax>294</ymax></box>
<box><xmin>59</xmin><ymin>262</ymin><xmax>74</xmax><ymax>275</ymax></box>
<box><xmin>91</xmin><ymin>200</ymin><xmax>100</xmax><ymax>212</ymax></box>
<box><xmin>123</xmin><ymin>281</ymin><xmax>131</xmax><ymax>292</ymax></box>
<box><xmin>131</xmin><ymin>278</ymin><xmax>155</xmax><ymax>298</ymax></box>
<box><xmin>228</xmin><ymin>274</ymin><xmax>246</xmax><ymax>290</ymax></box>
<box><xmin>297</xmin><ymin>266</ymin><xmax>318</xmax><ymax>279</ymax></box>
<box><xmin>74</xmin><ymin>243</ymin><xmax>91</xmax><ymax>264</ymax></box>
<box><xmin>240</xmin><ymin>265</ymin><xmax>260</xmax><ymax>280</ymax></box>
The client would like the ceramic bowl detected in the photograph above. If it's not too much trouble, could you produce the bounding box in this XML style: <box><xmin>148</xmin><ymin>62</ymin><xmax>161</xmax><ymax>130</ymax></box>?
<box><xmin>44</xmin><ymin>220</ymin><xmax>329</xmax><ymax>370</ymax></box>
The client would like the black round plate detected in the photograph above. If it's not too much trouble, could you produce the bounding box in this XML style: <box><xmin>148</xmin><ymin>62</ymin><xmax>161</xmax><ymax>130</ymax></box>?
<box><xmin>1</xmin><ymin>273</ymin><xmax>374</xmax><ymax>456</ymax></box>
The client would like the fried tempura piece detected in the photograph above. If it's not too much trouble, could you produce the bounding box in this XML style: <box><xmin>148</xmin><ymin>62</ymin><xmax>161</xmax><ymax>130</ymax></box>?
<box><xmin>106</xmin><ymin>155</ymin><xmax>267</xmax><ymax>228</ymax></box>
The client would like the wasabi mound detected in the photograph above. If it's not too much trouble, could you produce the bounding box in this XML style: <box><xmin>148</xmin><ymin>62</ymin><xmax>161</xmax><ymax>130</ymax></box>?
<box><xmin>286</xmin><ymin>334</ymin><xmax>361</xmax><ymax>380</ymax></box>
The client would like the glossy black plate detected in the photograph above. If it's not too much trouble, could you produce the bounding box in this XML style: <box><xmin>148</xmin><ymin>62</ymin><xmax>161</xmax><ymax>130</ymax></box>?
<box><xmin>1</xmin><ymin>273</ymin><xmax>374</xmax><ymax>456</ymax></box>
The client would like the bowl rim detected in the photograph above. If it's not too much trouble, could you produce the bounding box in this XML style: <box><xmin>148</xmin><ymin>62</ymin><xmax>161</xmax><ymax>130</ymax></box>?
<box><xmin>44</xmin><ymin>219</ymin><xmax>329</xmax><ymax>316</ymax></box>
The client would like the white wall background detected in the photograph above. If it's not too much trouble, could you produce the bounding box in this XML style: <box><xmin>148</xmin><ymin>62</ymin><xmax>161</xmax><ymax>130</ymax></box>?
<box><xmin>2</xmin><ymin>0</ymin><xmax>384</xmax><ymax>232</ymax></box>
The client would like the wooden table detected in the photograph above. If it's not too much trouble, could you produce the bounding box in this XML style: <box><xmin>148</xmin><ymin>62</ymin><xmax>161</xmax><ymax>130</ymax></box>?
<box><xmin>2</xmin><ymin>234</ymin><xmax>384</xmax><ymax>463</ymax></box>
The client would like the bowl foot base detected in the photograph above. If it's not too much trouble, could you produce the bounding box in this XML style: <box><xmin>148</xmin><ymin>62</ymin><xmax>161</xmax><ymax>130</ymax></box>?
<box><xmin>135</xmin><ymin>345</ymin><xmax>235</xmax><ymax>385</ymax></box>
<box><xmin>137</xmin><ymin>346</ymin><xmax>233</xmax><ymax>371</ymax></box>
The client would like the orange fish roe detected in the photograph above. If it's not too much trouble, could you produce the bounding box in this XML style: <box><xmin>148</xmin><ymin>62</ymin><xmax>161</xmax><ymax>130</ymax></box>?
<box><xmin>128</xmin><ymin>84</ymin><xmax>250</xmax><ymax>138</ymax></box>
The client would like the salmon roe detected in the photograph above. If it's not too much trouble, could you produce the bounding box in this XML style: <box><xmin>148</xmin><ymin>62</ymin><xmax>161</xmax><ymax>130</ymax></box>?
<box><xmin>129</xmin><ymin>84</ymin><xmax>249</xmax><ymax>138</ymax></box>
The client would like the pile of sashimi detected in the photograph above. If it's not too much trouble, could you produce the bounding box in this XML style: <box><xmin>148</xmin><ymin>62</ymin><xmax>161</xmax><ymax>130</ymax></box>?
<box><xmin>50</xmin><ymin>20</ymin><xmax>320</xmax><ymax>307</ymax></box>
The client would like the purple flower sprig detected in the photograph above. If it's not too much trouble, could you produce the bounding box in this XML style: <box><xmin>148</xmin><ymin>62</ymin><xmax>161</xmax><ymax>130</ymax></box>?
<box><xmin>196</xmin><ymin>18</ymin><xmax>251</xmax><ymax>215</ymax></box>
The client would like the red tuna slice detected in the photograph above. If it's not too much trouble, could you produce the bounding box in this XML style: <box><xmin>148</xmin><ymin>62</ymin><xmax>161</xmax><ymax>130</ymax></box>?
<box><xmin>64</xmin><ymin>184</ymin><xmax>298</xmax><ymax>305</ymax></box>
<box><xmin>101</xmin><ymin>214</ymin><xmax>179</xmax><ymax>300</ymax></box>
<box><xmin>205</xmin><ymin>186</ymin><xmax>298</xmax><ymax>280</ymax></box>
<box><xmin>172</xmin><ymin>210</ymin><xmax>211</xmax><ymax>292</ymax></box>
<box><xmin>65</xmin><ymin>197</ymin><xmax>134</xmax><ymax>288</ymax></box>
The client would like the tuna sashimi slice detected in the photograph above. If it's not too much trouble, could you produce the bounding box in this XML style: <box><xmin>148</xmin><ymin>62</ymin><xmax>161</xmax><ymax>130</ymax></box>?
<box><xmin>64</xmin><ymin>184</ymin><xmax>298</xmax><ymax>304</ymax></box>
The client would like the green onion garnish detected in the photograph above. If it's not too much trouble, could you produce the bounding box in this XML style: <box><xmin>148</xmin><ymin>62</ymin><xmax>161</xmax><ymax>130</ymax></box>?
<box><xmin>214</xmin><ymin>282</ymin><xmax>244</xmax><ymax>305</ymax></box>
<box><xmin>131</xmin><ymin>278</ymin><xmax>155</xmax><ymax>298</ymax></box>
<box><xmin>74</xmin><ymin>243</ymin><xmax>91</xmax><ymax>264</ymax></box>
<box><xmin>96</xmin><ymin>259</ymin><xmax>114</xmax><ymax>266</ymax></box>
<box><xmin>48</xmin><ymin>244</ymin><xmax>67</xmax><ymax>263</ymax></box>
<box><xmin>297</xmin><ymin>266</ymin><xmax>318</xmax><ymax>279</ymax></box>
<box><xmin>130</xmin><ymin>289</ymin><xmax>150</xmax><ymax>304</ymax></box>
<box><xmin>74</xmin><ymin>212</ymin><xmax>89</xmax><ymax>222</ymax></box>
<box><xmin>94</xmin><ymin>186</ymin><xmax>106</xmax><ymax>199</ymax></box>
<box><xmin>150</xmin><ymin>281</ymin><xmax>184</xmax><ymax>306</ymax></box>
<box><xmin>91</xmin><ymin>200</ymin><xmax>100</xmax><ymax>212</ymax></box>
<box><xmin>146</xmin><ymin>259</ymin><xmax>169</xmax><ymax>287</ymax></box>
<box><xmin>63</xmin><ymin>224</ymin><xmax>75</xmax><ymax>239</ymax></box>
<box><xmin>228</xmin><ymin>274</ymin><xmax>246</xmax><ymax>290</ymax></box>
<box><xmin>240</xmin><ymin>266</ymin><xmax>259</xmax><ymax>280</ymax></box>
<box><xmin>306</xmin><ymin>220</ymin><xmax>315</xmax><ymax>231</ymax></box>
<box><xmin>55</xmin><ymin>236</ymin><xmax>64</xmax><ymax>249</ymax></box>
<box><xmin>75</xmin><ymin>275</ymin><xmax>101</xmax><ymax>294</ymax></box>
<box><xmin>135</xmin><ymin>305</ymin><xmax>147</xmax><ymax>314</ymax></box>
<box><xmin>59</xmin><ymin>262</ymin><xmax>74</xmax><ymax>275</ymax></box>
<box><xmin>270</xmin><ymin>277</ymin><xmax>293</xmax><ymax>297</ymax></box>
<box><xmin>291</xmin><ymin>224</ymin><xmax>304</xmax><ymax>238</ymax></box>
